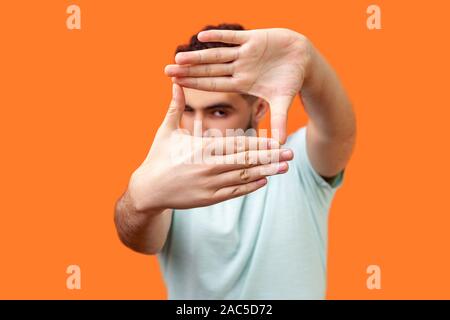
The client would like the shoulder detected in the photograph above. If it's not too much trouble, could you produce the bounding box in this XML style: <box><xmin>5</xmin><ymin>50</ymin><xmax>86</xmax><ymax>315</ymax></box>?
<box><xmin>285</xmin><ymin>127</ymin><xmax>344</xmax><ymax>190</ymax></box>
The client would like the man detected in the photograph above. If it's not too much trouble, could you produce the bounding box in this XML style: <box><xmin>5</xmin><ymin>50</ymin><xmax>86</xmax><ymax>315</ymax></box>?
<box><xmin>114</xmin><ymin>24</ymin><xmax>356</xmax><ymax>299</ymax></box>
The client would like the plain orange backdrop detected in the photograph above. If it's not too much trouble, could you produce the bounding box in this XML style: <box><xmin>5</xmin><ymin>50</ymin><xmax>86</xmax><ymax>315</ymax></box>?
<box><xmin>1</xmin><ymin>0</ymin><xmax>449</xmax><ymax>299</ymax></box>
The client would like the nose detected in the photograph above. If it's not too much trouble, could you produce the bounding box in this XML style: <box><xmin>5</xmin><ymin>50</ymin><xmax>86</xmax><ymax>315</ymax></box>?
<box><xmin>193</xmin><ymin>115</ymin><xmax>215</xmax><ymax>136</ymax></box>
<box><xmin>192</xmin><ymin>113</ymin><xmax>206</xmax><ymax>135</ymax></box>
<box><xmin>194</xmin><ymin>112</ymin><xmax>204</xmax><ymax>123</ymax></box>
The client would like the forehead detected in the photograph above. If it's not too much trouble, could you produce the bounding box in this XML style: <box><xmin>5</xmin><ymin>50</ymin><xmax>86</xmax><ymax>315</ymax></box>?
<box><xmin>183</xmin><ymin>88</ymin><xmax>245</xmax><ymax>109</ymax></box>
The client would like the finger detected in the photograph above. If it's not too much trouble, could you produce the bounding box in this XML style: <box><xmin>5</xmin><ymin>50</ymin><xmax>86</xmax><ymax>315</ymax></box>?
<box><xmin>213</xmin><ymin>177</ymin><xmax>267</xmax><ymax>203</ymax></box>
<box><xmin>207</xmin><ymin>148</ymin><xmax>294</xmax><ymax>172</ymax></box>
<box><xmin>269</xmin><ymin>96</ymin><xmax>294</xmax><ymax>144</ymax></box>
<box><xmin>161</xmin><ymin>83</ymin><xmax>185</xmax><ymax>131</ymax></box>
<box><xmin>205</xmin><ymin>136</ymin><xmax>280</xmax><ymax>156</ymax></box>
<box><xmin>165</xmin><ymin>63</ymin><xmax>234</xmax><ymax>78</ymax></box>
<box><xmin>215</xmin><ymin>161</ymin><xmax>289</xmax><ymax>188</ymax></box>
<box><xmin>181</xmin><ymin>136</ymin><xmax>280</xmax><ymax>166</ymax></box>
<box><xmin>175</xmin><ymin>47</ymin><xmax>239</xmax><ymax>65</ymax></box>
<box><xmin>172</xmin><ymin>76</ymin><xmax>236</xmax><ymax>92</ymax></box>
<box><xmin>197</xmin><ymin>29</ymin><xmax>250</xmax><ymax>45</ymax></box>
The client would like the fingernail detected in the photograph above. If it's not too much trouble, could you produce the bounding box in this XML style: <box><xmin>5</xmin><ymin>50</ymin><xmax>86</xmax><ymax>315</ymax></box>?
<box><xmin>281</xmin><ymin>149</ymin><xmax>293</xmax><ymax>160</ymax></box>
<box><xmin>257</xmin><ymin>178</ymin><xmax>267</xmax><ymax>186</ymax></box>
<box><xmin>277</xmin><ymin>162</ymin><xmax>288</xmax><ymax>173</ymax></box>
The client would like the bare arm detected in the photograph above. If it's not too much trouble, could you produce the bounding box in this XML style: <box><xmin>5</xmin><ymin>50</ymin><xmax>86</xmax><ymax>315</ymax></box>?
<box><xmin>114</xmin><ymin>190</ymin><xmax>172</xmax><ymax>255</ymax></box>
<box><xmin>301</xmin><ymin>43</ymin><xmax>356</xmax><ymax>178</ymax></box>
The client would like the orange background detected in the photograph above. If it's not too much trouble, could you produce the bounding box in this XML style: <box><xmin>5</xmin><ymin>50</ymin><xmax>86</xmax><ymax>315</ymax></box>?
<box><xmin>1</xmin><ymin>0</ymin><xmax>449</xmax><ymax>299</ymax></box>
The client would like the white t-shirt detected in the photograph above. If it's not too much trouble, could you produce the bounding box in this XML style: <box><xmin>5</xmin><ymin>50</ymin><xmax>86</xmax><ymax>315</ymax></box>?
<box><xmin>157</xmin><ymin>126</ymin><xmax>344</xmax><ymax>299</ymax></box>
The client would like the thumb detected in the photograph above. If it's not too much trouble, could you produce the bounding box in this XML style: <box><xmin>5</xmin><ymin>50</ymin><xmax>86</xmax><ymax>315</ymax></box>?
<box><xmin>269</xmin><ymin>95</ymin><xmax>293</xmax><ymax>145</ymax></box>
<box><xmin>161</xmin><ymin>83</ymin><xmax>185</xmax><ymax>132</ymax></box>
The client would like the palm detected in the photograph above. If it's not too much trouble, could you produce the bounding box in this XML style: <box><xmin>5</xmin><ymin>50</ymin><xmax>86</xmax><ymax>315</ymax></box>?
<box><xmin>235</xmin><ymin>29</ymin><xmax>306</xmax><ymax>101</ymax></box>
<box><xmin>165</xmin><ymin>28</ymin><xmax>311</xmax><ymax>143</ymax></box>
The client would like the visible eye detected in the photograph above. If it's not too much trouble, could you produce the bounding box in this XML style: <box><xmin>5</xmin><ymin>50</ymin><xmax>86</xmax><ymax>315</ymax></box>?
<box><xmin>212</xmin><ymin>110</ymin><xmax>227</xmax><ymax>118</ymax></box>
<box><xmin>184</xmin><ymin>107</ymin><xmax>194</xmax><ymax>113</ymax></box>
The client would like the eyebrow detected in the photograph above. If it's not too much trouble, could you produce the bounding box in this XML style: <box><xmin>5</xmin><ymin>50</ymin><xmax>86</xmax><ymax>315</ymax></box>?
<box><xmin>185</xmin><ymin>103</ymin><xmax>235</xmax><ymax>111</ymax></box>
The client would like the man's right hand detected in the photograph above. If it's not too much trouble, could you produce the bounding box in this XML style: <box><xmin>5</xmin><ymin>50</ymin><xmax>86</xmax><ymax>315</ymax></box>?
<box><xmin>127</xmin><ymin>84</ymin><xmax>294</xmax><ymax>214</ymax></box>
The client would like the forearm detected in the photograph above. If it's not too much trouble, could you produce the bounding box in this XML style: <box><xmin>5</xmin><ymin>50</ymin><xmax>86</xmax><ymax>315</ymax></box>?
<box><xmin>296</xmin><ymin>41</ymin><xmax>356</xmax><ymax>177</ymax></box>
<box><xmin>301</xmin><ymin>44</ymin><xmax>356</xmax><ymax>140</ymax></box>
<box><xmin>114</xmin><ymin>190</ymin><xmax>172</xmax><ymax>255</ymax></box>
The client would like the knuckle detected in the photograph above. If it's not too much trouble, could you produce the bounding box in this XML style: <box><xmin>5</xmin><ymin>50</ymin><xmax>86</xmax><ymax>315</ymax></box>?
<box><xmin>209</xmin><ymin>79</ymin><xmax>217</xmax><ymax>91</ymax></box>
<box><xmin>203</xmin><ymin>164</ymin><xmax>217</xmax><ymax>175</ymax></box>
<box><xmin>240</xmin><ymin>168</ymin><xmax>250</xmax><ymax>181</ymax></box>
<box><xmin>273</xmin><ymin>149</ymin><xmax>282</xmax><ymax>162</ymax></box>
<box><xmin>204</xmin><ymin>64</ymin><xmax>211</xmax><ymax>76</ymax></box>
<box><xmin>199</xmin><ymin>192</ymin><xmax>213</xmax><ymax>205</ymax></box>
<box><xmin>236</xmin><ymin>137</ymin><xmax>246</xmax><ymax>153</ymax></box>
<box><xmin>231</xmin><ymin>31</ymin><xmax>237</xmax><ymax>43</ymax></box>
<box><xmin>259</xmin><ymin>150</ymin><xmax>271</xmax><ymax>165</ymax></box>
<box><xmin>167</xmin><ymin>104</ymin><xmax>178</xmax><ymax>114</ymax></box>
<box><xmin>193</xmin><ymin>77</ymin><xmax>199</xmax><ymax>87</ymax></box>
<box><xmin>235</xmin><ymin>48</ymin><xmax>240</xmax><ymax>60</ymax></box>
<box><xmin>244</xmin><ymin>150</ymin><xmax>250</xmax><ymax>165</ymax></box>
<box><xmin>229</xmin><ymin>186</ymin><xmax>241</xmax><ymax>196</ymax></box>
<box><xmin>215</xmin><ymin>50</ymin><xmax>222</xmax><ymax>61</ymax></box>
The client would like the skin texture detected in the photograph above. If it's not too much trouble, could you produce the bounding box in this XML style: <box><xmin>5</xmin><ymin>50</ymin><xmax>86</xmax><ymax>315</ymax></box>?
<box><xmin>115</xmin><ymin>28</ymin><xmax>356</xmax><ymax>255</ymax></box>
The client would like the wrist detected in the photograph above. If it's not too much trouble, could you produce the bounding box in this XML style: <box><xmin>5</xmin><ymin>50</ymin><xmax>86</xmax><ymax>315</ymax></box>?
<box><xmin>300</xmin><ymin>40</ymin><xmax>326</xmax><ymax>98</ymax></box>
<box><xmin>127</xmin><ymin>172</ymin><xmax>166</xmax><ymax>216</ymax></box>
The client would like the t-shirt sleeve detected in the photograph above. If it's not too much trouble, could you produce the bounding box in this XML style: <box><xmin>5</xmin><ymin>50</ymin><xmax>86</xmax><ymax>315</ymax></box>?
<box><xmin>286</xmin><ymin>126</ymin><xmax>345</xmax><ymax>193</ymax></box>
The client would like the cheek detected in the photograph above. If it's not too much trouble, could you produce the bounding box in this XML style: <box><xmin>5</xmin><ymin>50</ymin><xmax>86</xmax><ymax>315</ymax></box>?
<box><xmin>229</xmin><ymin>112</ymin><xmax>253</xmax><ymax>129</ymax></box>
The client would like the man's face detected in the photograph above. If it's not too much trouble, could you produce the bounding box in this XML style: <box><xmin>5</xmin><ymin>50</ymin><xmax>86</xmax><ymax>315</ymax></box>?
<box><xmin>181</xmin><ymin>88</ymin><xmax>263</xmax><ymax>136</ymax></box>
